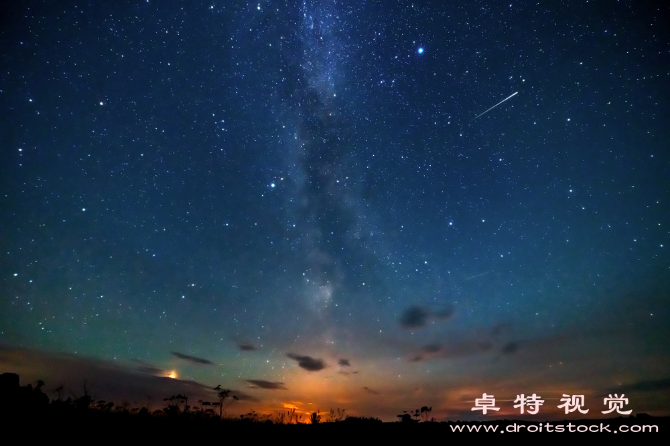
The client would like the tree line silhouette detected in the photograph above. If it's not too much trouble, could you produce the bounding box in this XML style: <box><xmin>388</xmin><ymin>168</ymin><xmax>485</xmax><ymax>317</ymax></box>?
<box><xmin>1</xmin><ymin>371</ymin><xmax>663</xmax><ymax>439</ymax></box>
<box><xmin>0</xmin><ymin>372</ymin><xmax>384</xmax><ymax>425</ymax></box>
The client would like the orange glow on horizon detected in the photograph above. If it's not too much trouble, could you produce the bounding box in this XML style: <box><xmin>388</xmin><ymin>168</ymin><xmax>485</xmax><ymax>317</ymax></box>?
<box><xmin>168</xmin><ymin>371</ymin><xmax>177</xmax><ymax>379</ymax></box>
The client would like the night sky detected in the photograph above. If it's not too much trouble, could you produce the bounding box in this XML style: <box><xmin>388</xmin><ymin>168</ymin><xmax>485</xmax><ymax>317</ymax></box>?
<box><xmin>1</xmin><ymin>1</ymin><xmax>669</xmax><ymax>421</ymax></box>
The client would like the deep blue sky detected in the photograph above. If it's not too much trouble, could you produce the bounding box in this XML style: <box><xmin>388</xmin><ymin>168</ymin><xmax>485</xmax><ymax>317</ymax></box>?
<box><xmin>1</xmin><ymin>1</ymin><xmax>669</xmax><ymax>420</ymax></box>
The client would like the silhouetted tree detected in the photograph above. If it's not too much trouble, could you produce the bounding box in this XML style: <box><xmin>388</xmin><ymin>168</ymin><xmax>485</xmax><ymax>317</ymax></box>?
<box><xmin>213</xmin><ymin>385</ymin><xmax>237</xmax><ymax>419</ymax></box>
<box><xmin>53</xmin><ymin>384</ymin><xmax>64</xmax><ymax>402</ymax></box>
<box><xmin>71</xmin><ymin>380</ymin><xmax>93</xmax><ymax>411</ymax></box>
<box><xmin>96</xmin><ymin>400</ymin><xmax>114</xmax><ymax>411</ymax></box>
<box><xmin>241</xmin><ymin>410</ymin><xmax>260</xmax><ymax>422</ymax></box>
<box><xmin>162</xmin><ymin>395</ymin><xmax>184</xmax><ymax>417</ymax></box>
<box><xmin>175</xmin><ymin>393</ymin><xmax>188</xmax><ymax>413</ymax></box>
<box><xmin>396</xmin><ymin>411</ymin><xmax>418</xmax><ymax>423</ymax></box>
<box><xmin>144</xmin><ymin>396</ymin><xmax>152</xmax><ymax>412</ymax></box>
<box><xmin>201</xmin><ymin>401</ymin><xmax>212</xmax><ymax>417</ymax></box>
<box><xmin>420</xmin><ymin>406</ymin><xmax>433</xmax><ymax>422</ymax></box>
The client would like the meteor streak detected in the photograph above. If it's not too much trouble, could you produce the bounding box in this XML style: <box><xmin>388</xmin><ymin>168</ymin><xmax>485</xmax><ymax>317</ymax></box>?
<box><xmin>465</xmin><ymin>271</ymin><xmax>490</xmax><ymax>281</ymax></box>
<box><xmin>471</xmin><ymin>91</ymin><xmax>518</xmax><ymax>121</ymax></box>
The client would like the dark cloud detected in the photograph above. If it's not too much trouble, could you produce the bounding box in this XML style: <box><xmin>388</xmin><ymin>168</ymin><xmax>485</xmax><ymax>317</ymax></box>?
<box><xmin>363</xmin><ymin>386</ymin><xmax>379</xmax><ymax>395</ymax></box>
<box><xmin>501</xmin><ymin>342</ymin><xmax>519</xmax><ymax>355</ymax></box>
<box><xmin>137</xmin><ymin>365</ymin><xmax>163</xmax><ymax>375</ymax></box>
<box><xmin>406</xmin><ymin>338</ymin><xmax>499</xmax><ymax>363</ymax></box>
<box><xmin>286</xmin><ymin>353</ymin><xmax>326</xmax><ymax>371</ymax></box>
<box><xmin>399</xmin><ymin>306</ymin><xmax>429</xmax><ymax>329</ymax></box>
<box><xmin>216</xmin><ymin>388</ymin><xmax>257</xmax><ymax>403</ymax></box>
<box><xmin>238</xmin><ymin>343</ymin><xmax>257</xmax><ymax>351</ymax></box>
<box><xmin>422</xmin><ymin>343</ymin><xmax>442</xmax><ymax>353</ymax></box>
<box><xmin>490</xmin><ymin>323</ymin><xmax>512</xmax><ymax>337</ymax></box>
<box><xmin>130</xmin><ymin>359</ymin><xmax>164</xmax><ymax>376</ymax></box>
<box><xmin>399</xmin><ymin>305</ymin><xmax>456</xmax><ymax>329</ymax></box>
<box><xmin>171</xmin><ymin>352</ymin><xmax>213</xmax><ymax>365</ymax></box>
<box><xmin>478</xmin><ymin>341</ymin><xmax>492</xmax><ymax>352</ymax></box>
<box><xmin>338</xmin><ymin>358</ymin><xmax>351</xmax><ymax>366</ymax></box>
<box><xmin>0</xmin><ymin>345</ymin><xmax>248</xmax><ymax>404</ymax></box>
<box><xmin>246</xmin><ymin>379</ymin><xmax>287</xmax><ymax>390</ymax></box>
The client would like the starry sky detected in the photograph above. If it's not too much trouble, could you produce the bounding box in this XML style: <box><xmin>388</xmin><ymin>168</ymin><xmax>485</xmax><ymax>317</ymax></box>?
<box><xmin>1</xmin><ymin>1</ymin><xmax>669</xmax><ymax>421</ymax></box>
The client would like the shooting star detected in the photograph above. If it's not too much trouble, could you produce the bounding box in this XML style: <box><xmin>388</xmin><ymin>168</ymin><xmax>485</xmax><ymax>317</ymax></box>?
<box><xmin>465</xmin><ymin>271</ymin><xmax>490</xmax><ymax>281</ymax></box>
<box><xmin>471</xmin><ymin>91</ymin><xmax>518</xmax><ymax>121</ymax></box>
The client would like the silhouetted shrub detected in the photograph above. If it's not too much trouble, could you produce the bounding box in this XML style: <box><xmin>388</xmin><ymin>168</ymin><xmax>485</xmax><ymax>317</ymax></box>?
<box><xmin>343</xmin><ymin>416</ymin><xmax>383</xmax><ymax>424</ymax></box>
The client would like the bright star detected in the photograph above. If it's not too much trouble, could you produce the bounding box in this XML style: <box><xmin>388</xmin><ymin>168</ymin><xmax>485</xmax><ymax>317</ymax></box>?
<box><xmin>417</xmin><ymin>47</ymin><xmax>424</xmax><ymax>54</ymax></box>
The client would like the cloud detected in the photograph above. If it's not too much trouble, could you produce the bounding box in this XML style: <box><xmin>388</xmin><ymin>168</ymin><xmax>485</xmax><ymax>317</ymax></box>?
<box><xmin>338</xmin><ymin>358</ymin><xmax>351</xmax><ymax>366</ymax></box>
<box><xmin>399</xmin><ymin>304</ymin><xmax>457</xmax><ymax>329</ymax></box>
<box><xmin>286</xmin><ymin>353</ymin><xmax>326</xmax><ymax>371</ymax></box>
<box><xmin>490</xmin><ymin>323</ymin><xmax>512</xmax><ymax>337</ymax></box>
<box><xmin>363</xmin><ymin>386</ymin><xmax>379</xmax><ymax>395</ymax></box>
<box><xmin>0</xmin><ymin>344</ymin><xmax>236</xmax><ymax>404</ymax></box>
<box><xmin>246</xmin><ymin>379</ymin><xmax>287</xmax><ymax>390</ymax></box>
<box><xmin>478</xmin><ymin>341</ymin><xmax>492</xmax><ymax>352</ymax></box>
<box><xmin>422</xmin><ymin>343</ymin><xmax>442</xmax><ymax>353</ymax></box>
<box><xmin>406</xmin><ymin>338</ymin><xmax>495</xmax><ymax>363</ymax></box>
<box><xmin>171</xmin><ymin>351</ymin><xmax>213</xmax><ymax>365</ymax></box>
<box><xmin>501</xmin><ymin>342</ymin><xmax>519</xmax><ymax>355</ymax></box>
<box><xmin>406</xmin><ymin>343</ymin><xmax>444</xmax><ymax>362</ymax></box>
<box><xmin>238</xmin><ymin>343</ymin><xmax>257</xmax><ymax>351</ymax></box>
<box><xmin>130</xmin><ymin>359</ymin><xmax>164</xmax><ymax>375</ymax></box>
<box><xmin>399</xmin><ymin>306</ymin><xmax>430</xmax><ymax>329</ymax></box>
<box><xmin>228</xmin><ymin>389</ymin><xmax>258</xmax><ymax>402</ymax></box>
<box><xmin>1</xmin><ymin>344</ymin><xmax>262</xmax><ymax>404</ymax></box>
